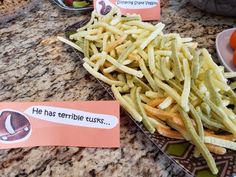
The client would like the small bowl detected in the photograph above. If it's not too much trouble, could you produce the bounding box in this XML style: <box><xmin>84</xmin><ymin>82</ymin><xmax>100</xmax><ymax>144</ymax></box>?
<box><xmin>216</xmin><ymin>28</ymin><xmax>236</xmax><ymax>72</ymax></box>
<box><xmin>52</xmin><ymin>0</ymin><xmax>93</xmax><ymax>12</ymax></box>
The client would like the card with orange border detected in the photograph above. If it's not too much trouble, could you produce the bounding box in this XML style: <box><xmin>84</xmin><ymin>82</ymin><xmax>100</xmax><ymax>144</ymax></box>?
<box><xmin>94</xmin><ymin>0</ymin><xmax>160</xmax><ymax>21</ymax></box>
<box><xmin>0</xmin><ymin>101</ymin><xmax>120</xmax><ymax>149</ymax></box>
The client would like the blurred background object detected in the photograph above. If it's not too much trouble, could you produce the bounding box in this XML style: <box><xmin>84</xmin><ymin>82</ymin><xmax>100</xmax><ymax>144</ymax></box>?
<box><xmin>52</xmin><ymin>0</ymin><xmax>93</xmax><ymax>12</ymax></box>
<box><xmin>0</xmin><ymin>0</ymin><xmax>39</xmax><ymax>23</ymax></box>
<box><xmin>190</xmin><ymin>0</ymin><xmax>236</xmax><ymax>17</ymax></box>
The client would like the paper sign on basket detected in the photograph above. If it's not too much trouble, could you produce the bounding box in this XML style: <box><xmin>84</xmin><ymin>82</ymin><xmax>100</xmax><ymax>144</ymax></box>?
<box><xmin>94</xmin><ymin>0</ymin><xmax>160</xmax><ymax>21</ymax></box>
<box><xmin>0</xmin><ymin>101</ymin><xmax>120</xmax><ymax>149</ymax></box>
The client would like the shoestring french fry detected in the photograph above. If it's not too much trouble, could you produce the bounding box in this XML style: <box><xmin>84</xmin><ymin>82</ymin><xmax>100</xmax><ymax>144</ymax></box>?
<box><xmin>57</xmin><ymin>36</ymin><xmax>83</xmax><ymax>52</ymax></box>
<box><xmin>145</xmin><ymin>90</ymin><xmax>162</xmax><ymax>99</ymax></box>
<box><xmin>205</xmin><ymin>131</ymin><xmax>236</xmax><ymax>141</ymax></box>
<box><xmin>105</xmin><ymin>55</ymin><xmax>143</xmax><ymax>78</ymax></box>
<box><xmin>172</xmin><ymin>39</ymin><xmax>184</xmax><ymax>81</ymax></box>
<box><xmin>160</xmin><ymin>57</ymin><xmax>174</xmax><ymax>80</ymax></box>
<box><xmin>204</xmin><ymin>70</ymin><xmax>222</xmax><ymax>106</ymax></box>
<box><xmin>148</xmin><ymin>44</ymin><xmax>156</xmax><ymax>74</ymax></box>
<box><xmin>137</xmin><ymin>48</ymin><xmax>148</xmax><ymax>61</ymax></box>
<box><xmin>160</xmin><ymin>36</ymin><xmax>167</xmax><ymax>50</ymax></box>
<box><xmin>139</xmin><ymin>59</ymin><xmax>158</xmax><ymax>91</ymax></box>
<box><xmin>83</xmin><ymin>63</ymin><xmax>124</xmax><ymax>86</ymax></box>
<box><xmin>125</xmin><ymin>20</ymin><xmax>156</xmax><ymax>31</ymax></box>
<box><xmin>158</xmin><ymin>97</ymin><xmax>173</xmax><ymax>109</ymax></box>
<box><xmin>181</xmin><ymin>46</ymin><xmax>193</xmax><ymax>60</ymax></box>
<box><xmin>140</xmin><ymin>94</ymin><xmax>151</xmax><ymax>103</ymax></box>
<box><xmin>224</xmin><ymin>71</ymin><xmax>236</xmax><ymax>78</ymax></box>
<box><xmin>205</xmin><ymin>144</ymin><xmax>226</xmax><ymax>155</ymax></box>
<box><xmin>178</xmin><ymin>107</ymin><xmax>218</xmax><ymax>175</ymax></box>
<box><xmin>123</xmin><ymin>94</ymin><xmax>136</xmax><ymax>108</ymax></box>
<box><xmin>202</xmin><ymin>49</ymin><xmax>227</xmax><ymax>83</ymax></box>
<box><xmin>90</xmin><ymin>43</ymin><xmax>99</xmax><ymax>54</ymax></box>
<box><xmin>135</xmin><ymin>87</ymin><xmax>155</xmax><ymax>133</ymax></box>
<box><xmin>58</xmin><ymin>9</ymin><xmax>236</xmax><ymax>174</ymax></box>
<box><xmin>167</xmin><ymin>80</ymin><xmax>197</xmax><ymax>102</ymax></box>
<box><xmin>166</xmin><ymin>120</ymin><xmax>191</xmax><ymax>141</ymax></box>
<box><xmin>94</xmin><ymin>52</ymin><xmax>106</xmax><ymax>71</ymax></box>
<box><xmin>156</xmin><ymin>126</ymin><xmax>184</xmax><ymax>139</ymax></box>
<box><xmin>117</xmin><ymin>73</ymin><xmax>126</xmax><ymax>82</ymax></box>
<box><xmin>181</xmin><ymin>59</ymin><xmax>191</xmax><ymax>112</ymax></box>
<box><xmin>147</xmin><ymin>97</ymin><xmax>165</xmax><ymax>107</ymax></box>
<box><xmin>148</xmin><ymin>116</ymin><xmax>171</xmax><ymax>130</ymax></box>
<box><xmin>226</xmin><ymin>90</ymin><xmax>236</xmax><ymax>105</ymax></box>
<box><xmin>212</xmin><ymin>78</ymin><xmax>231</xmax><ymax>91</ymax></box>
<box><xmin>196</xmin><ymin>107</ymin><xmax>225</xmax><ymax>130</ymax></box>
<box><xmin>112</xmin><ymin>85</ymin><xmax>142</xmax><ymax>122</ymax></box>
<box><xmin>154</xmin><ymin>77</ymin><xmax>182</xmax><ymax>105</ymax></box>
<box><xmin>169</xmin><ymin>104</ymin><xmax>179</xmax><ymax>113</ymax></box>
<box><xmin>105</xmin><ymin>35</ymin><xmax>128</xmax><ymax>52</ymax></box>
<box><xmin>126</xmin><ymin>74</ymin><xmax>134</xmax><ymax>88</ymax></box>
<box><xmin>133</xmin><ymin>76</ymin><xmax>151</xmax><ymax>91</ymax></box>
<box><xmin>105</xmin><ymin>43</ymin><xmax>137</xmax><ymax>73</ymax></box>
<box><xmin>204</xmin><ymin>137</ymin><xmax>236</xmax><ymax>151</ymax></box>
<box><xmin>83</xmin><ymin>57</ymin><xmax>96</xmax><ymax>67</ymax></box>
<box><xmin>189</xmin><ymin>104</ymin><xmax>204</xmax><ymax>141</ymax></box>
<box><xmin>100</xmin><ymin>66</ymin><xmax>116</xmax><ymax>81</ymax></box>
<box><xmin>140</xmin><ymin>23</ymin><xmax>165</xmax><ymax>50</ymax></box>
<box><xmin>144</xmin><ymin>104</ymin><xmax>181</xmax><ymax>122</ymax></box>
<box><xmin>192</xmin><ymin>83</ymin><xmax>236</xmax><ymax>136</ymax></box>
<box><xmin>200</xmin><ymin>102</ymin><xmax>211</xmax><ymax>116</ymax></box>
<box><xmin>154</xmin><ymin>69</ymin><xmax>165</xmax><ymax>80</ymax></box>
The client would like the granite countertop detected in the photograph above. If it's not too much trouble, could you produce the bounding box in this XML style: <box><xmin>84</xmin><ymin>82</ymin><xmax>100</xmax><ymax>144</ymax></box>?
<box><xmin>0</xmin><ymin>0</ymin><xmax>236</xmax><ymax>176</ymax></box>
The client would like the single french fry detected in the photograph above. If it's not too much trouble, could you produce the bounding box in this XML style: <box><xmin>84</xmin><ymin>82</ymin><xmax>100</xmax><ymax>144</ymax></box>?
<box><xmin>57</xmin><ymin>36</ymin><xmax>83</xmax><ymax>52</ymax></box>
<box><xmin>83</xmin><ymin>57</ymin><xmax>96</xmax><ymax>67</ymax></box>
<box><xmin>103</xmin><ymin>61</ymin><xmax>124</xmax><ymax>73</ymax></box>
<box><xmin>112</xmin><ymin>85</ymin><xmax>142</xmax><ymax>122</ymax></box>
<box><xmin>102</xmin><ymin>33</ymin><xmax>109</xmax><ymax>51</ymax></box>
<box><xmin>128</xmin><ymin>53</ymin><xmax>141</xmax><ymax>61</ymax></box>
<box><xmin>105</xmin><ymin>35</ymin><xmax>128</xmax><ymax>52</ymax></box>
<box><xmin>206</xmin><ymin>144</ymin><xmax>226</xmax><ymax>155</ymax></box>
<box><xmin>204</xmin><ymin>136</ymin><xmax>236</xmax><ymax>151</ymax></box>
<box><xmin>147</xmin><ymin>98</ymin><xmax>165</xmax><ymax>107</ymax></box>
<box><xmin>205</xmin><ymin>131</ymin><xmax>236</xmax><ymax>141</ymax></box>
<box><xmin>169</xmin><ymin>104</ymin><xmax>179</xmax><ymax>113</ymax></box>
<box><xmin>148</xmin><ymin>44</ymin><xmax>156</xmax><ymax>74</ymax></box>
<box><xmin>144</xmin><ymin>104</ymin><xmax>181</xmax><ymax>122</ymax></box>
<box><xmin>83</xmin><ymin>63</ymin><xmax>124</xmax><ymax>86</ymax></box>
<box><xmin>97</xmin><ymin>27</ymin><xmax>104</xmax><ymax>34</ymax></box>
<box><xmin>139</xmin><ymin>59</ymin><xmax>158</xmax><ymax>91</ymax></box>
<box><xmin>181</xmin><ymin>59</ymin><xmax>191</xmax><ymax>112</ymax></box>
<box><xmin>140</xmin><ymin>94</ymin><xmax>151</xmax><ymax>103</ymax></box>
<box><xmin>168</xmin><ymin>114</ymin><xmax>185</xmax><ymax>127</ymax></box>
<box><xmin>105</xmin><ymin>55</ymin><xmax>143</xmax><ymax>78</ymax></box>
<box><xmin>100</xmin><ymin>66</ymin><xmax>117</xmax><ymax>80</ymax></box>
<box><xmin>166</xmin><ymin>119</ymin><xmax>191</xmax><ymax>140</ymax></box>
<box><xmin>140</xmin><ymin>23</ymin><xmax>165</xmax><ymax>49</ymax></box>
<box><xmin>156</xmin><ymin>126</ymin><xmax>184</xmax><ymax>139</ymax></box>
<box><xmin>159</xmin><ymin>97</ymin><xmax>174</xmax><ymax>109</ymax></box>
<box><xmin>148</xmin><ymin>116</ymin><xmax>170</xmax><ymax>130</ymax></box>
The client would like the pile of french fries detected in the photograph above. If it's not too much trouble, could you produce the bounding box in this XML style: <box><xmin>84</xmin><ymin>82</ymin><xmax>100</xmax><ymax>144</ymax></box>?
<box><xmin>58</xmin><ymin>9</ymin><xmax>236</xmax><ymax>174</ymax></box>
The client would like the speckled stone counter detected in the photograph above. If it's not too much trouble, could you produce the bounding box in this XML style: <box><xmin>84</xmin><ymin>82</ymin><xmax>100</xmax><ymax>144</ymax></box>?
<box><xmin>0</xmin><ymin>0</ymin><xmax>236</xmax><ymax>176</ymax></box>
